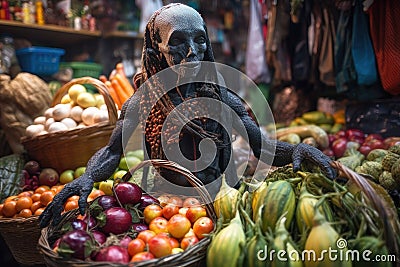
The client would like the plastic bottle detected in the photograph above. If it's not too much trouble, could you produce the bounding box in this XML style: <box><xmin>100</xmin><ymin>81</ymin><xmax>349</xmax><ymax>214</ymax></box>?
<box><xmin>22</xmin><ymin>1</ymin><xmax>30</xmax><ymax>23</ymax></box>
<box><xmin>35</xmin><ymin>0</ymin><xmax>44</xmax><ymax>25</ymax></box>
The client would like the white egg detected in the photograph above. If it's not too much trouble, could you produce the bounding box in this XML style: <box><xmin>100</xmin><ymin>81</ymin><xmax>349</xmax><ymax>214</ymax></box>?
<box><xmin>45</xmin><ymin>118</ymin><xmax>55</xmax><ymax>130</ymax></box>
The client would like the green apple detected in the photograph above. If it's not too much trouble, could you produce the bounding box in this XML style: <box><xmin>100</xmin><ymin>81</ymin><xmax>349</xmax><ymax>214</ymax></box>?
<box><xmin>126</xmin><ymin>149</ymin><xmax>144</xmax><ymax>161</ymax></box>
<box><xmin>99</xmin><ymin>180</ymin><xmax>114</xmax><ymax>196</ymax></box>
<box><xmin>74</xmin><ymin>166</ymin><xmax>87</xmax><ymax>178</ymax></box>
<box><xmin>119</xmin><ymin>156</ymin><xmax>142</xmax><ymax>171</ymax></box>
<box><xmin>59</xmin><ymin>169</ymin><xmax>74</xmax><ymax>184</ymax></box>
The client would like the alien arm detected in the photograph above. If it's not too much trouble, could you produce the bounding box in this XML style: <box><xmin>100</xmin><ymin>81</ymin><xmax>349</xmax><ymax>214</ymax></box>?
<box><xmin>85</xmin><ymin>92</ymin><xmax>142</xmax><ymax>182</ymax></box>
<box><xmin>224</xmin><ymin>90</ymin><xmax>294</xmax><ymax>166</ymax></box>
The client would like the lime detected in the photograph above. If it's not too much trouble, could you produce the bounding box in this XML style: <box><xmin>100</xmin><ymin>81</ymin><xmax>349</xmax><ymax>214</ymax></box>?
<box><xmin>126</xmin><ymin>149</ymin><xmax>145</xmax><ymax>161</ymax></box>
<box><xmin>59</xmin><ymin>169</ymin><xmax>74</xmax><ymax>184</ymax></box>
<box><xmin>119</xmin><ymin>156</ymin><xmax>142</xmax><ymax>171</ymax></box>
<box><xmin>74</xmin><ymin>166</ymin><xmax>86</xmax><ymax>179</ymax></box>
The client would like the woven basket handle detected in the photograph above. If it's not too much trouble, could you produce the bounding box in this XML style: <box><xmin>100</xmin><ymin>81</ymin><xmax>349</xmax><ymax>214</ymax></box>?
<box><xmin>122</xmin><ymin>159</ymin><xmax>216</xmax><ymax>219</ymax></box>
<box><xmin>52</xmin><ymin>77</ymin><xmax>118</xmax><ymax>125</ymax></box>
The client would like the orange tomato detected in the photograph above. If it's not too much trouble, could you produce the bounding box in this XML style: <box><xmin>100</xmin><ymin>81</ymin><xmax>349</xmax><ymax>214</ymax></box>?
<box><xmin>0</xmin><ymin>203</ymin><xmax>3</xmax><ymax>216</ymax></box>
<box><xmin>31</xmin><ymin>201</ymin><xmax>43</xmax><ymax>213</ymax></box>
<box><xmin>127</xmin><ymin>238</ymin><xmax>146</xmax><ymax>257</ymax></box>
<box><xmin>34</xmin><ymin>207</ymin><xmax>45</xmax><ymax>216</ymax></box>
<box><xmin>16</xmin><ymin>196</ymin><xmax>33</xmax><ymax>212</ymax></box>
<box><xmin>31</xmin><ymin>193</ymin><xmax>41</xmax><ymax>202</ymax></box>
<box><xmin>18</xmin><ymin>208</ymin><xmax>33</xmax><ymax>218</ymax></box>
<box><xmin>67</xmin><ymin>195</ymin><xmax>79</xmax><ymax>202</ymax></box>
<box><xmin>40</xmin><ymin>191</ymin><xmax>55</xmax><ymax>206</ymax></box>
<box><xmin>3</xmin><ymin>201</ymin><xmax>17</xmax><ymax>217</ymax></box>
<box><xmin>18</xmin><ymin>191</ymin><xmax>33</xmax><ymax>197</ymax></box>
<box><xmin>35</xmin><ymin>185</ymin><xmax>50</xmax><ymax>194</ymax></box>
<box><xmin>64</xmin><ymin>200</ymin><xmax>78</xmax><ymax>212</ymax></box>
<box><xmin>4</xmin><ymin>195</ymin><xmax>19</xmax><ymax>203</ymax></box>
<box><xmin>87</xmin><ymin>189</ymin><xmax>105</xmax><ymax>202</ymax></box>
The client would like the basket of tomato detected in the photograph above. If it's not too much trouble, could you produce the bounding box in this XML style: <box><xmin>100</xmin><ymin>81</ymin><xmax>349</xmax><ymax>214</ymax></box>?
<box><xmin>38</xmin><ymin>160</ymin><xmax>217</xmax><ymax>267</ymax></box>
<box><xmin>0</xmin><ymin>182</ymin><xmax>105</xmax><ymax>266</ymax></box>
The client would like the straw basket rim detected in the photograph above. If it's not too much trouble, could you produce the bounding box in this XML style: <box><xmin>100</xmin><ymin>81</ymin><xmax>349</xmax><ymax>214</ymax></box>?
<box><xmin>38</xmin><ymin>159</ymin><xmax>217</xmax><ymax>267</ymax></box>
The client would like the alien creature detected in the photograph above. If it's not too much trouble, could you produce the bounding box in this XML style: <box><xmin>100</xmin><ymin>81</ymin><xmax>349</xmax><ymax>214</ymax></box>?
<box><xmin>40</xmin><ymin>3</ymin><xmax>336</xmax><ymax>227</ymax></box>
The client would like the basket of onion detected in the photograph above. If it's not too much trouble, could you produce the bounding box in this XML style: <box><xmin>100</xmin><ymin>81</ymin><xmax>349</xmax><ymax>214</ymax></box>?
<box><xmin>21</xmin><ymin>77</ymin><xmax>119</xmax><ymax>174</ymax></box>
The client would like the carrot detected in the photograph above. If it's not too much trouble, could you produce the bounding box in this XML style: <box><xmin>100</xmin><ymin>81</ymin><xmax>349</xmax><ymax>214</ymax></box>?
<box><xmin>105</xmin><ymin>80</ymin><xmax>122</xmax><ymax>109</ymax></box>
<box><xmin>99</xmin><ymin>75</ymin><xmax>108</xmax><ymax>83</ymax></box>
<box><xmin>109</xmin><ymin>69</ymin><xmax>117</xmax><ymax>81</ymax></box>
<box><xmin>111</xmin><ymin>78</ymin><xmax>130</xmax><ymax>105</ymax></box>
<box><xmin>114</xmin><ymin>73</ymin><xmax>135</xmax><ymax>97</ymax></box>
<box><xmin>116</xmin><ymin>62</ymin><xmax>126</xmax><ymax>77</ymax></box>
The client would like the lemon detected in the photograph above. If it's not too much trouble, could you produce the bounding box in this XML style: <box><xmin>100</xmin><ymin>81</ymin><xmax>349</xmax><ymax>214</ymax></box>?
<box><xmin>61</xmin><ymin>94</ymin><xmax>72</xmax><ymax>104</ymax></box>
<box><xmin>77</xmin><ymin>92</ymin><xmax>97</xmax><ymax>108</ymax></box>
<box><xmin>94</xmin><ymin>94</ymin><xmax>105</xmax><ymax>108</ymax></box>
<box><xmin>99</xmin><ymin>180</ymin><xmax>114</xmax><ymax>195</ymax></box>
<box><xmin>68</xmin><ymin>84</ymin><xmax>87</xmax><ymax>102</ymax></box>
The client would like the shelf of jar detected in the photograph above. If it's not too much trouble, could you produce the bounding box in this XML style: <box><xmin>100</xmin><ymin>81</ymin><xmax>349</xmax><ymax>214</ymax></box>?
<box><xmin>0</xmin><ymin>20</ymin><xmax>144</xmax><ymax>47</ymax></box>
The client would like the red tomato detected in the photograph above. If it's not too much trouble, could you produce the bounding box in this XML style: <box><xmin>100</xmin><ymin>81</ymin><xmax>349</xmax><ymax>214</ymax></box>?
<box><xmin>193</xmin><ymin>217</ymin><xmax>214</xmax><ymax>239</ymax></box>
<box><xmin>147</xmin><ymin>234</ymin><xmax>172</xmax><ymax>258</ymax></box>
<box><xmin>167</xmin><ymin>214</ymin><xmax>191</xmax><ymax>239</ymax></box>
<box><xmin>127</xmin><ymin>238</ymin><xmax>146</xmax><ymax>257</ymax></box>
<box><xmin>180</xmin><ymin>235</ymin><xmax>199</xmax><ymax>250</ymax></box>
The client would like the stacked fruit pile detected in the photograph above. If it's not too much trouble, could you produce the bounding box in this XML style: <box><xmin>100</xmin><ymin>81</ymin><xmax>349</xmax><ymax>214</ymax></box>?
<box><xmin>51</xmin><ymin>182</ymin><xmax>214</xmax><ymax>264</ymax></box>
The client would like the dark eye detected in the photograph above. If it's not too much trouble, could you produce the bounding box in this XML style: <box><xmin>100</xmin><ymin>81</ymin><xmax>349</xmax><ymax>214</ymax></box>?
<box><xmin>195</xmin><ymin>36</ymin><xmax>206</xmax><ymax>44</ymax></box>
<box><xmin>169</xmin><ymin>37</ymin><xmax>183</xmax><ymax>46</ymax></box>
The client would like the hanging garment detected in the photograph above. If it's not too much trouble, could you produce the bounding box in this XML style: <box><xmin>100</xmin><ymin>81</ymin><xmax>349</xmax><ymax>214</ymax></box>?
<box><xmin>367</xmin><ymin>0</ymin><xmax>400</xmax><ymax>95</ymax></box>
<box><xmin>289</xmin><ymin>1</ymin><xmax>311</xmax><ymax>83</ymax></box>
<box><xmin>334</xmin><ymin>7</ymin><xmax>357</xmax><ymax>93</ymax></box>
<box><xmin>318</xmin><ymin>4</ymin><xmax>336</xmax><ymax>87</ymax></box>
<box><xmin>351</xmin><ymin>0</ymin><xmax>378</xmax><ymax>85</ymax></box>
<box><xmin>246</xmin><ymin>0</ymin><xmax>271</xmax><ymax>84</ymax></box>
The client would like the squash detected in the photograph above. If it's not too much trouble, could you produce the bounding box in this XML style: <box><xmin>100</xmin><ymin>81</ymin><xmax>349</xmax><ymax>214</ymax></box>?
<box><xmin>0</xmin><ymin>154</ymin><xmax>25</xmax><ymax>202</ymax></box>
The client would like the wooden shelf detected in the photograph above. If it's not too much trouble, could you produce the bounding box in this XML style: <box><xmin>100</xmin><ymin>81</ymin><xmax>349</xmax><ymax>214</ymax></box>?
<box><xmin>0</xmin><ymin>20</ymin><xmax>144</xmax><ymax>46</ymax></box>
<box><xmin>0</xmin><ymin>20</ymin><xmax>101</xmax><ymax>46</ymax></box>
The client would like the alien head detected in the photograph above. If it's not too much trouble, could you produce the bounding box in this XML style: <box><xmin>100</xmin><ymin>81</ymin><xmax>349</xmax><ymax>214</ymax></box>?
<box><xmin>141</xmin><ymin>3</ymin><xmax>215</xmax><ymax>79</ymax></box>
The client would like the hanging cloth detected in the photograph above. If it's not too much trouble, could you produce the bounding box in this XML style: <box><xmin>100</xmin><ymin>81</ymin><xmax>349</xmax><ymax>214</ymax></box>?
<box><xmin>334</xmin><ymin>6</ymin><xmax>357</xmax><ymax>93</ymax></box>
<box><xmin>367</xmin><ymin>0</ymin><xmax>400</xmax><ymax>95</ymax></box>
<box><xmin>351</xmin><ymin>0</ymin><xmax>378</xmax><ymax>85</ymax></box>
<box><xmin>245</xmin><ymin>0</ymin><xmax>271</xmax><ymax>84</ymax></box>
<box><xmin>318</xmin><ymin>3</ymin><xmax>336</xmax><ymax>87</ymax></box>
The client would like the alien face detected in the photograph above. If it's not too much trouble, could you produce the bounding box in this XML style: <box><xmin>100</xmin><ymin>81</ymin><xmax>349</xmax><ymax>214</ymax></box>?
<box><xmin>154</xmin><ymin>5</ymin><xmax>208</xmax><ymax>77</ymax></box>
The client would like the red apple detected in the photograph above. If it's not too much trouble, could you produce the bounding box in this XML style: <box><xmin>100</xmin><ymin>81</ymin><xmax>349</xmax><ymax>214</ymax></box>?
<box><xmin>143</xmin><ymin>204</ymin><xmax>163</xmax><ymax>224</ymax></box>
<box><xmin>193</xmin><ymin>217</ymin><xmax>214</xmax><ymax>239</ymax></box>
<box><xmin>136</xmin><ymin>230</ymin><xmax>156</xmax><ymax>244</ymax></box>
<box><xmin>148</xmin><ymin>234</ymin><xmax>172</xmax><ymax>258</ymax></box>
<box><xmin>167</xmin><ymin>214</ymin><xmax>191</xmax><ymax>239</ymax></box>
<box><xmin>162</xmin><ymin>203</ymin><xmax>179</xmax><ymax>220</ymax></box>
<box><xmin>149</xmin><ymin>217</ymin><xmax>168</xmax><ymax>234</ymax></box>
<box><xmin>179</xmin><ymin>207</ymin><xmax>189</xmax><ymax>216</ymax></box>
<box><xmin>185</xmin><ymin>206</ymin><xmax>207</xmax><ymax>224</ymax></box>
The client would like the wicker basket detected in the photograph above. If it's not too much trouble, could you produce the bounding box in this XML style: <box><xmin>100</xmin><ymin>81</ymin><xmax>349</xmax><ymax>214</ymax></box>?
<box><xmin>0</xmin><ymin>215</ymin><xmax>44</xmax><ymax>265</ymax></box>
<box><xmin>38</xmin><ymin>159</ymin><xmax>217</xmax><ymax>267</ymax></box>
<box><xmin>21</xmin><ymin>77</ymin><xmax>118</xmax><ymax>173</ymax></box>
